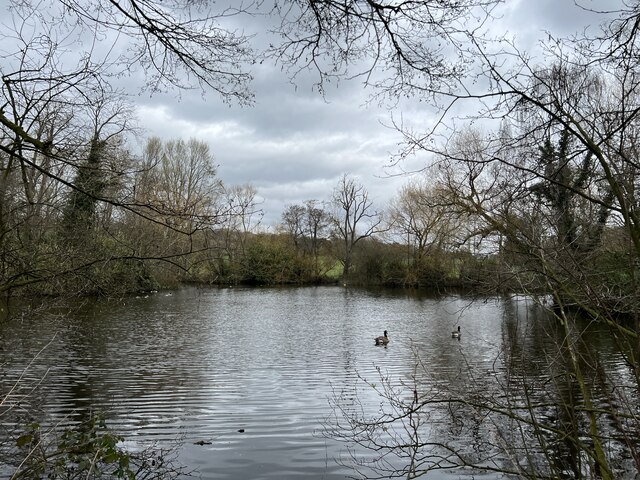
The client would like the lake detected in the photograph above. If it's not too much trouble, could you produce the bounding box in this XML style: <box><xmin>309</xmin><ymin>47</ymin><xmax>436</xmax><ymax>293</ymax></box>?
<box><xmin>0</xmin><ymin>286</ymin><xmax>635</xmax><ymax>479</ymax></box>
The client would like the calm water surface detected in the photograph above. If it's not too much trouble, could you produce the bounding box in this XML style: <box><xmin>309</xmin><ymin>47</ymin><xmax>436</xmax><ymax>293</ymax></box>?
<box><xmin>0</xmin><ymin>287</ymin><xmax>629</xmax><ymax>479</ymax></box>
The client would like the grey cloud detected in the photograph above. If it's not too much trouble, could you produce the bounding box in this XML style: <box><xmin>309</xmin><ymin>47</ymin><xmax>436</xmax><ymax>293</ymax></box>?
<box><xmin>135</xmin><ymin>0</ymin><xmax>622</xmax><ymax>227</ymax></box>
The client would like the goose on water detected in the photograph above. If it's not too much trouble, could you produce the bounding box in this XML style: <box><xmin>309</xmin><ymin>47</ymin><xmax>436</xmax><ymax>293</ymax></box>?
<box><xmin>375</xmin><ymin>330</ymin><xmax>389</xmax><ymax>345</ymax></box>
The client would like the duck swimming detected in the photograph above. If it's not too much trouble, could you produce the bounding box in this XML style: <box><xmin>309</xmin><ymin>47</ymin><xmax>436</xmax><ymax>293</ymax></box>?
<box><xmin>452</xmin><ymin>326</ymin><xmax>461</xmax><ymax>338</ymax></box>
<box><xmin>375</xmin><ymin>330</ymin><xmax>389</xmax><ymax>345</ymax></box>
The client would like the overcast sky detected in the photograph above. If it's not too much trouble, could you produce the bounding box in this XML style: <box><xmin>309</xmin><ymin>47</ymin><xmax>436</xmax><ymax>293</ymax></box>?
<box><xmin>3</xmin><ymin>0</ymin><xmax>621</xmax><ymax>228</ymax></box>
<box><xmin>134</xmin><ymin>0</ymin><xmax>621</xmax><ymax>228</ymax></box>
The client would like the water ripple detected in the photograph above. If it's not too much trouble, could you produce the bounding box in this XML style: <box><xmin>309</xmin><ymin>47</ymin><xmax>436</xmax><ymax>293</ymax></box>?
<box><xmin>1</xmin><ymin>287</ymin><xmax>631</xmax><ymax>479</ymax></box>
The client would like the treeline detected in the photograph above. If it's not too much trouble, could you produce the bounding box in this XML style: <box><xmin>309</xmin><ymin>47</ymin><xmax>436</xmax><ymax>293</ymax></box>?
<box><xmin>1</xmin><ymin>128</ymin><xmax>634</xmax><ymax>306</ymax></box>
<box><xmin>0</xmin><ymin>129</ymin><xmax>499</xmax><ymax>296</ymax></box>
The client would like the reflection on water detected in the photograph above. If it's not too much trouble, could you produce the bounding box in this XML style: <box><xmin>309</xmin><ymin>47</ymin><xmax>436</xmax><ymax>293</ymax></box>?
<box><xmin>0</xmin><ymin>287</ymin><xmax>633</xmax><ymax>479</ymax></box>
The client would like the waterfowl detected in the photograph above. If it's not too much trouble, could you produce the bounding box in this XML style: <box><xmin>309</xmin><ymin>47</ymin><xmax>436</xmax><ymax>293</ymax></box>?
<box><xmin>375</xmin><ymin>330</ymin><xmax>389</xmax><ymax>345</ymax></box>
<box><xmin>452</xmin><ymin>326</ymin><xmax>461</xmax><ymax>338</ymax></box>
<box><xmin>193</xmin><ymin>440</ymin><xmax>212</xmax><ymax>445</ymax></box>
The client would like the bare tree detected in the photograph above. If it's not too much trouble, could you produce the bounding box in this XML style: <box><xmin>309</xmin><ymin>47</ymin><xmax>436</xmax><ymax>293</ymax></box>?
<box><xmin>281</xmin><ymin>203</ymin><xmax>307</xmax><ymax>249</ymax></box>
<box><xmin>389</xmin><ymin>176</ymin><xmax>461</xmax><ymax>284</ymax></box>
<box><xmin>270</xmin><ymin>0</ymin><xmax>499</xmax><ymax>98</ymax></box>
<box><xmin>210</xmin><ymin>183</ymin><xmax>262</xmax><ymax>283</ymax></box>
<box><xmin>280</xmin><ymin>200</ymin><xmax>331</xmax><ymax>278</ymax></box>
<box><xmin>331</xmin><ymin>174</ymin><xmax>385</xmax><ymax>279</ymax></box>
<box><xmin>5</xmin><ymin>0</ymin><xmax>256</xmax><ymax>101</ymax></box>
<box><xmin>304</xmin><ymin>199</ymin><xmax>331</xmax><ymax>276</ymax></box>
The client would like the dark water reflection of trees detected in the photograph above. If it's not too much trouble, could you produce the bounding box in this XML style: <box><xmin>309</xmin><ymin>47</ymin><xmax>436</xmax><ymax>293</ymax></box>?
<box><xmin>328</xmin><ymin>295</ymin><xmax>640</xmax><ymax>479</ymax></box>
<box><xmin>1</xmin><ymin>289</ymin><xmax>638</xmax><ymax>479</ymax></box>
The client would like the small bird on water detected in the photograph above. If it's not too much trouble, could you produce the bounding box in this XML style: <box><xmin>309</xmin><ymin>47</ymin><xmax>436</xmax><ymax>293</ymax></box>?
<box><xmin>375</xmin><ymin>330</ymin><xmax>389</xmax><ymax>345</ymax></box>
